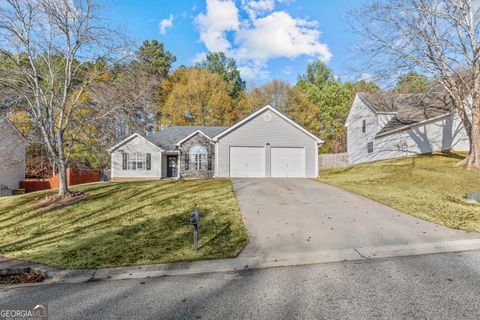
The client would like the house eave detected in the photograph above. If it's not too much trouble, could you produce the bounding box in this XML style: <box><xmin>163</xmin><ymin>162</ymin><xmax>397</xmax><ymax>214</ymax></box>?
<box><xmin>175</xmin><ymin>130</ymin><xmax>212</xmax><ymax>146</ymax></box>
<box><xmin>107</xmin><ymin>133</ymin><xmax>165</xmax><ymax>153</ymax></box>
<box><xmin>212</xmin><ymin>104</ymin><xmax>323</xmax><ymax>144</ymax></box>
<box><xmin>375</xmin><ymin>112</ymin><xmax>454</xmax><ymax>139</ymax></box>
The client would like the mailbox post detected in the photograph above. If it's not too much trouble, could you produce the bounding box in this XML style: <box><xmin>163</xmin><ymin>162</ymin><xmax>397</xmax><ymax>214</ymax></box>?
<box><xmin>189</xmin><ymin>207</ymin><xmax>200</xmax><ymax>252</ymax></box>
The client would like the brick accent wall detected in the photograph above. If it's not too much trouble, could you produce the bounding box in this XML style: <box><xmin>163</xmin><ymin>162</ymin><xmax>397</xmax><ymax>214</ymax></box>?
<box><xmin>179</xmin><ymin>133</ymin><xmax>214</xmax><ymax>178</ymax></box>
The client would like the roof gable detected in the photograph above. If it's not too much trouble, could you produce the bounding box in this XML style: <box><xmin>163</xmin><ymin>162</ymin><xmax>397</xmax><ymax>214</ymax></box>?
<box><xmin>146</xmin><ymin>126</ymin><xmax>228</xmax><ymax>150</ymax></box>
<box><xmin>175</xmin><ymin>130</ymin><xmax>213</xmax><ymax>146</ymax></box>
<box><xmin>358</xmin><ymin>92</ymin><xmax>403</xmax><ymax>113</ymax></box>
<box><xmin>212</xmin><ymin>105</ymin><xmax>323</xmax><ymax>143</ymax></box>
<box><xmin>108</xmin><ymin>133</ymin><xmax>165</xmax><ymax>153</ymax></box>
<box><xmin>0</xmin><ymin>118</ymin><xmax>28</xmax><ymax>144</ymax></box>
<box><xmin>108</xmin><ymin>126</ymin><xmax>229</xmax><ymax>152</ymax></box>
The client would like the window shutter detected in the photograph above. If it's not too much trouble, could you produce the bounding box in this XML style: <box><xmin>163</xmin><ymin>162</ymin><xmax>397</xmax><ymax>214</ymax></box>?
<box><xmin>122</xmin><ymin>153</ymin><xmax>127</xmax><ymax>170</ymax></box>
<box><xmin>208</xmin><ymin>154</ymin><xmax>212</xmax><ymax>171</ymax></box>
<box><xmin>185</xmin><ymin>154</ymin><xmax>189</xmax><ymax>170</ymax></box>
<box><xmin>146</xmin><ymin>153</ymin><xmax>151</xmax><ymax>170</ymax></box>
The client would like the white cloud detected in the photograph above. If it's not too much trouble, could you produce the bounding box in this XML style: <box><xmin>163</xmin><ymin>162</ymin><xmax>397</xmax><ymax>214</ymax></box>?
<box><xmin>159</xmin><ymin>14</ymin><xmax>174</xmax><ymax>35</ymax></box>
<box><xmin>195</xmin><ymin>0</ymin><xmax>331</xmax><ymax>80</ymax></box>
<box><xmin>235</xmin><ymin>11</ymin><xmax>331</xmax><ymax>63</ymax></box>
<box><xmin>196</xmin><ymin>0</ymin><xmax>239</xmax><ymax>52</ymax></box>
<box><xmin>241</xmin><ymin>0</ymin><xmax>275</xmax><ymax>20</ymax></box>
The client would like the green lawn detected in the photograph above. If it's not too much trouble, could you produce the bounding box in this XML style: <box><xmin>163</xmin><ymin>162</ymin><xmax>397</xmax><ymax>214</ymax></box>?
<box><xmin>0</xmin><ymin>179</ymin><xmax>248</xmax><ymax>268</ymax></box>
<box><xmin>320</xmin><ymin>152</ymin><xmax>480</xmax><ymax>232</ymax></box>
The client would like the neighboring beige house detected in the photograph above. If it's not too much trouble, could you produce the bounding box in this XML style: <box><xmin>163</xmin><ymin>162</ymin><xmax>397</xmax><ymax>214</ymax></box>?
<box><xmin>0</xmin><ymin>118</ymin><xmax>27</xmax><ymax>196</ymax></box>
<box><xmin>108</xmin><ymin>105</ymin><xmax>323</xmax><ymax>179</ymax></box>
<box><xmin>345</xmin><ymin>92</ymin><xmax>470</xmax><ymax>164</ymax></box>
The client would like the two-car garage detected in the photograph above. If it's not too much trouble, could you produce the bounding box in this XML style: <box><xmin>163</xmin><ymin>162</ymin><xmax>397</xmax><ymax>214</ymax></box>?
<box><xmin>213</xmin><ymin>105</ymin><xmax>322</xmax><ymax>179</ymax></box>
<box><xmin>229</xmin><ymin>146</ymin><xmax>306</xmax><ymax>178</ymax></box>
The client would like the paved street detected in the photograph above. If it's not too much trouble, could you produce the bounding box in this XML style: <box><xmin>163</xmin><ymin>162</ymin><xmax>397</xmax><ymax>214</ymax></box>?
<box><xmin>2</xmin><ymin>250</ymin><xmax>480</xmax><ymax>320</ymax></box>
<box><xmin>233</xmin><ymin>178</ymin><xmax>479</xmax><ymax>258</ymax></box>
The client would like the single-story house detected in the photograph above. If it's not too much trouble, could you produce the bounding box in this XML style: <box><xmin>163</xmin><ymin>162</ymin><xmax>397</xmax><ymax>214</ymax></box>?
<box><xmin>0</xmin><ymin>118</ymin><xmax>27</xmax><ymax>196</ymax></box>
<box><xmin>345</xmin><ymin>91</ymin><xmax>470</xmax><ymax>164</ymax></box>
<box><xmin>108</xmin><ymin>105</ymin><xmax>323</xmax><ymax>179</ymax></box>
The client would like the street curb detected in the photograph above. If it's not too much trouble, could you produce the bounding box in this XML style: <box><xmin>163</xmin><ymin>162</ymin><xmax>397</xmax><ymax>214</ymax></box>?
<box><xmin>4</xmin><ymin>238</ymin><xmax>479</xmax><ymax>288</ymax></box>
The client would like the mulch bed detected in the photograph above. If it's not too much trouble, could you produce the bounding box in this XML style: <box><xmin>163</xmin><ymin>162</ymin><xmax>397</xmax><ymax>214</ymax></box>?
<box><xmin>0</xmin><ymin>269</ymin><xmax>45</xmax><ymax>285</ymax></box>
<box><xmin>35</xmin><ymin>191</ymin><xmax>85</xmax><ymax>213</ymax></box>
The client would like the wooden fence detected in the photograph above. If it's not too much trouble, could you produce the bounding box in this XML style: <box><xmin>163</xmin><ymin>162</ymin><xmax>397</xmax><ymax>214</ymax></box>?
<box><xmin>20</xmin><ymin>168</ymin><xmax>101</xmax><ymax>193</ymax></box>
<box><xmin>318</xmin><ymin>153</ymin><xmax>349</xmax><ymax>170</ymax></box>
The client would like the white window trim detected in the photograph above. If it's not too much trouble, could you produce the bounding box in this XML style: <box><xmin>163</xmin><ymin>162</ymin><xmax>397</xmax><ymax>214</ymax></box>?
<box><xmin>188</xmin><ymin>144</ymin><xmax>208</xmax><ymax>171</ymax></box>
<box><xmin>125</xmin><ymin>153</ymin><xmax>148</xmax><ymax>171</ymax></box>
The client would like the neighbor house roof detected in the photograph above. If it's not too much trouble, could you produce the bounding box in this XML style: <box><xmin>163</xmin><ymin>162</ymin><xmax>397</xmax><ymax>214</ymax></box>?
<box><xmin>145</xmin><ymin>126</ymin><xmax>229</xmax><ymax>150</ymax></box>
<box><xmin>0</xmin><ymin>117</ymin><xmax>28</xmax><ymax>143</ymax></box>
<box><xmin>375</xmin><ymin>92</ymin><xmax>454</xmax><ymax>136</ymax></box>
<box><xmin>358</xmin><ymin>92</ymin><xmax>410</xmax><ymax>113</ymax></box>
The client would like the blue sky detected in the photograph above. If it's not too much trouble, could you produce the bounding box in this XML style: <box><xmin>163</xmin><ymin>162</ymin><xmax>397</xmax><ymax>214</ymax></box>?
<box><xmin>102</xmin><ymin>0</ymin><xmax>362</xmax><ymax>86</ymax></box>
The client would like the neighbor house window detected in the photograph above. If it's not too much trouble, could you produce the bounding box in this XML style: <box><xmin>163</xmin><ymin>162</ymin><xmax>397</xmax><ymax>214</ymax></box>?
<box><xmin>122</xmin><ymin>153</ymin><xmax>151</xmax><ymax>170</ymax></box>
<box><xmin>367</xmin><ymin>142</ymin><xmax>374</xmax><ymax>154</ymax></box>
<box><xmin>188</xmin><ymin>145</ymin><xmax>208</xmax><ymax>171</ymax></box>
<box><xmin>362</xmin><ymin>120</ymin><xmax>367</xmax><ymax>133</ymax></box>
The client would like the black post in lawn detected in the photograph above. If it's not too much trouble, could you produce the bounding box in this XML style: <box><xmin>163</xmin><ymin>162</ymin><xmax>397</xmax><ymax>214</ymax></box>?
<box><xmin>189</xmin><ymin>206</ymin><xmax>200</xmax><ymax>252</ymax></box>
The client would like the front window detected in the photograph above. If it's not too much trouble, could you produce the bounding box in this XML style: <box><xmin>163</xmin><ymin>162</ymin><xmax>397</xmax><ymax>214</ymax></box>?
<box><xmin>189</xmin><ymin>145</ymin><xmax>208</xmax><ymax>171</ymax></box>
<box><xmin>123</xmin><ymin>153</ymin><xmax>151</xmax><ymax>170</ymax></box>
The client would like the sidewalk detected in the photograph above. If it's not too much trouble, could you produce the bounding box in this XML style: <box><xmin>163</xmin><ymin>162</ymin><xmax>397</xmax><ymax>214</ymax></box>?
<box><xmin>3</xmin><ymin>238</ymin><xmax>480</xmax><ymax>288</ymax></box>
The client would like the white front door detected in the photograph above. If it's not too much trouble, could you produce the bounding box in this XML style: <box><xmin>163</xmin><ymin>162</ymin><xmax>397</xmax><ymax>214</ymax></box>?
<box><xmin>229</xmin><ymin>147</ymin><xmax>265</xmax><ymax>177</ymax></box>
<box><xmin>270</xmin><ymin>147</ymin><xmax>306</xmax><ymax>177</ymax></box>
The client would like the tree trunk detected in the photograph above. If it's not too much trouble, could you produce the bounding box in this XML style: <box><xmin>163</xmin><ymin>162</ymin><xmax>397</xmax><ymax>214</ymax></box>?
<box><xmin>56</xmin><ymin>131</ymin><xmax>70</xmax><ymax>195</ymax></box>
<box><xmin>466</xmin><ymin>118</ymin><xmax>480</xmax><ymax>168</ymax></box>
<box><xmin>57</xmin><ymin>159</ymin><xmax>70</xmax><ymax>195</ymax></box>
<box><xmin>457</xmin><ymin>108</ymin><xmax>480</xmax><ymax>169</ymax></box>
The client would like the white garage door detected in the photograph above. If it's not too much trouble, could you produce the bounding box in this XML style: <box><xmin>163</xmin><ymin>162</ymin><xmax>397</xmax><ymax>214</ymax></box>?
<box><xmin>271</xmin><ymin>147</ymin><xmax>306</xmax><ymax>177</ymax></box>
<box><xmin>230</xmin><ymin>147</ymin><xmax>265</xmax><ymax>177</ymax></box>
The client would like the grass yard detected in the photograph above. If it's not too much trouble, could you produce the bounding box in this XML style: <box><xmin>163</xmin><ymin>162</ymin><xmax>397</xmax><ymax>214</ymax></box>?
<box><xmin>0</xmin><ymin>179</ymin><xmax>248</xmax><ymax>268</ymax></box>
<box><xmin>320</xmin><ymin>152</ymin><xmax>480</xmax><ymax>232</ymax></box>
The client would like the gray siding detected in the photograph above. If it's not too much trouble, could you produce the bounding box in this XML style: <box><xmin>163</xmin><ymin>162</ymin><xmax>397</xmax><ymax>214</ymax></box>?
<box><xmin>111</xmin><ymin>135</ymin><xmax>161</xmax><ymax>179</ymax></box>
<box><xmin>0</xmin><ymin>120</ymin><xmax>26</xmax><ymax>192</ymax></box>
<box><xmin>346</xmin><ymin>97</ymin><xmax>470</xmax><ymax>165</ymax></box>
<box><xmin>346</xmin><ymin>96</ymin><xmax>381</xmax><ymax>164</ymax></box>
<box><xmin>216</xmin><ymin>109</ymin><xmax>318</xmax><ymax>178</ymax></box>
<box><xmin>371</xmin><ymin>114</ymin><xmax>469</xmax><ymax>162</ymax></box>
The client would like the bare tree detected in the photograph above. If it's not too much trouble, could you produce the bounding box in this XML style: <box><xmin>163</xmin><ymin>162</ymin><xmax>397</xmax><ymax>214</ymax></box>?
<box><xmin>350</xmin><ymin>0</ymin><xmax>480</xmax><ymax>168</ymax></box>
<box><xmin>0</xmin><ymin>0</ymin><xmax>122</xmax><ymax>194</ymax></box>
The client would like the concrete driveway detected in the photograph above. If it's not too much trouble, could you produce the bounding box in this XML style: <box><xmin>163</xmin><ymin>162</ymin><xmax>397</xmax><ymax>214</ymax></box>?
<box><xmin>232</xmin><ymin>178</ymin><xmax>479</xmax><ymax>258</ymax></box>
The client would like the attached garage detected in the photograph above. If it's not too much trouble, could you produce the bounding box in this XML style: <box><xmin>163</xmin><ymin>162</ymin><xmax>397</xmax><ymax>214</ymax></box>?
<box><xmin>214</xmin><ymin>105</ymin><xmax>323</xmax><ymax>178</ymax></box>
<box><xmin>229</xmin><ymin>147</ymin><xmax>265</xmax><ymax>177</ymax></box>
<box><xmin>270</xmin><ymin>147</ymin><xmax>306</xmax><ymax>177</ymax></box>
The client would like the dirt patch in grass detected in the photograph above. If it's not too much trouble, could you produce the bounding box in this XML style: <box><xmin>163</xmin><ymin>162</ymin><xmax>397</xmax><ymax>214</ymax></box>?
<box><xmin>35</xmin><ymin>192</ymin><xmax>85</xmax><ymax>213</ymax></box>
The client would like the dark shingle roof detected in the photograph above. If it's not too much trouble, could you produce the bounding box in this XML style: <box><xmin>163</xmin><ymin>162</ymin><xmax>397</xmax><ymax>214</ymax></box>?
<box><xmin>374</xmin><ymin>92</ymin><xmax>454</xmax><ymax>136</ymax></box>
<box><xmin>145</xmin><ymin>126</ymin><xmax>229</xmax><ymax>150</ymax></box>
<box><xmin>358</xmin><ymin>92</ymin><xmax>409</xmax><ymax>113</ymax></box>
